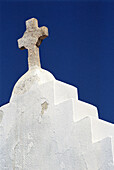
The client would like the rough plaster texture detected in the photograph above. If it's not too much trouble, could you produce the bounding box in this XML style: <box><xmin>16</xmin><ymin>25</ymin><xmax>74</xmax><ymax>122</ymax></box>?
<box><xmin>0</xmin><ymin>69</ymin><xmax>114</xmax><ymax>170</ymax></box>
<box><xmin>0</xmin><ymin>18</ymin><xmax>114</xmax><ymax>169</ymax></box>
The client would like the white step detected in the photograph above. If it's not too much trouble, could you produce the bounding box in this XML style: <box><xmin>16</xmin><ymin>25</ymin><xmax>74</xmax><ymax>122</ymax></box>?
<box><xmin>54</xmin><ymin>80</ymin><xmax>78</xmax><ymax>104</ymax></box>
<box><xmin>84</xmin><ymin>137</ymin><xmax>114</xmax><ymax>170</ymax></box>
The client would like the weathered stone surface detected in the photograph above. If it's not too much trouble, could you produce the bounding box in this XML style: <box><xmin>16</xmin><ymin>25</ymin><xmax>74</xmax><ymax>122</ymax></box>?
<box><xmin>18</xmin><ymin>18</ymin><xmax>48</xmax><ymax>69</ymax></box>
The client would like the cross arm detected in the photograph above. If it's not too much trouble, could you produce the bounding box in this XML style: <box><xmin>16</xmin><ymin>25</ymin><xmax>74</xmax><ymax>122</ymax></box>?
<box><xmin>18</xmin><ymin>38</ymin><xmax>25</xmax><ymax>50</ymax></box>
<box><xmin>36</xmin><ymin>26</ymin><xmax>48</xmax><ymax>47</ymax></box>
<box><xmin>40</xmin><ymin>26</ymin><xmax>48</xmax><ymax>40</ymax></box>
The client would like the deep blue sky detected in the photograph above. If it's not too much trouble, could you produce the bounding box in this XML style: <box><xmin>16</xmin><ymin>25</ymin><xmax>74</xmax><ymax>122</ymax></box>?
<box><xmin>0</xmin><ymin>1</ymin><xmax>114</xmax><ymax>123</ymax></box>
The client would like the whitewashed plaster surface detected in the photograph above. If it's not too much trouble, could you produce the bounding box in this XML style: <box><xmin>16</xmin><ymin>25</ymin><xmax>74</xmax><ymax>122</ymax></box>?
<box><xmin>0</xmin><ymin>67</ymin><xmax>114</xmax><ymax>170</ymax></box>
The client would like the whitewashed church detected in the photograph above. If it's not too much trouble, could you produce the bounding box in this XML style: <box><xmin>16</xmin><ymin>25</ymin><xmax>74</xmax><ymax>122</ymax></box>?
<box><xmin>0</xmin><ymin>18</ymin><xmax>114</xmax><ymax>170</ymax></box>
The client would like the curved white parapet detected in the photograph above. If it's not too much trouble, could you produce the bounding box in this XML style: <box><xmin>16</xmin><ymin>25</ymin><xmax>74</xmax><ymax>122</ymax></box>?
<box><xmin>10</xmin><ymin>68</ymin><xmax>55</xmax><ymax>98</ymax></box>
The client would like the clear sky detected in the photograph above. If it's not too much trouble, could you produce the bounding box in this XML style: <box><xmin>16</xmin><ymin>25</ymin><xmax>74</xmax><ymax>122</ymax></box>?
<box><xmin>0</xmin><ymin>0</ymin><xmax>114</xmax><ymax>123</ymax></box>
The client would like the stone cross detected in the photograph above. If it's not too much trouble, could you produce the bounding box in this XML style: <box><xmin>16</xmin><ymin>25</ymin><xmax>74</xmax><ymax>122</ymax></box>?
<box><xmin>18</xmin><ymin>18</ymin><xmax>48</xmax><ymax>69</ymax></box>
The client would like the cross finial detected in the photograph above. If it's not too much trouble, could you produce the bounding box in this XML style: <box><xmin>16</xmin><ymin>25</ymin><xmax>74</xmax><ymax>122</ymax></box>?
<box><xmin>18</xmin><ymin>18</ymin><xmax>48</xmax><ymax>70</ymax></box>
